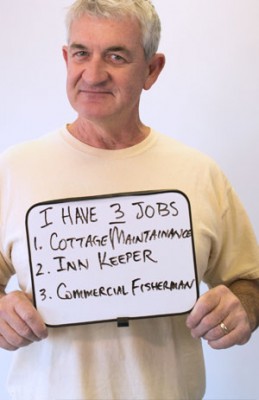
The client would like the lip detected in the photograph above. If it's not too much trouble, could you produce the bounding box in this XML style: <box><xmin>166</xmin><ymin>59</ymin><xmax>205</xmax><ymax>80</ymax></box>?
<box><xmin>79</xmin><ymin>89</ymin><xmax>113</xmax><ymax>95</ymax></box>
<box><xmin>78</xmin><ymin>90</ymin><xmax>114</xmax><ymax>102</ymax></box>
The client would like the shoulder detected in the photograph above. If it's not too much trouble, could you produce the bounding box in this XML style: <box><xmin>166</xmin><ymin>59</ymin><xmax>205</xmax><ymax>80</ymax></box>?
<box><xmin>153</xmin><ymin>130</ymin><xmax>222</xmax><ymax>171</ymax></box>
<box><xmin>0</xmin><ymin>127</ymin><xmax>64</xmax><ymax>168</ymax></box>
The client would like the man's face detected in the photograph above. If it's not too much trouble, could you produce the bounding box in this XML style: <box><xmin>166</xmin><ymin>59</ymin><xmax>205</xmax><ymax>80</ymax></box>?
<box><xmin>63</xmin><ymin>14</ymin><xmax>154</xmax><ymax>124</ymax></box>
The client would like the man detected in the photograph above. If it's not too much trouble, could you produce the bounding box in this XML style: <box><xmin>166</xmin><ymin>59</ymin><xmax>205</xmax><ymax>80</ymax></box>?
<box><xmin>0</xmin><ymin>0</ymin><xmax>258</xmax><ymax>399</ymax></box>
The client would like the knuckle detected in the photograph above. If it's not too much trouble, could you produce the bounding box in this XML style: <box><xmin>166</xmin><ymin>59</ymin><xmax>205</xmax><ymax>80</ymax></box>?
<box><xmin>236</xmin><ymin>332</ymin><xmax>250</xmax><ymax>346</ymax></box>
<box><xmin>198</xmin><ymin>316</ymin><xmax>214</xmax><ymax>335</ymax></box>
<box><xmin>16</xmin><ymin>302</ymin><xmax>37</xmax><ymax>325</ymax></box>
<box><xmin>239</xmin><ymin>335</ymin><xmax>250</xmax><ymax>345</ymax></box>
<box><xmin>201</xmin><ymin>315</ymin><xmax>210</xmax><ymax>329</ymax></box>
<box><xmin>232</xmin><ymin>295</ymin><xmax>241</xmax><ymax>308</ymax></box>
<box><xmin>18</xmin><ymin>323</ymin><xmax>32</xmax><ymax>339</ymax></box>
<box><xmin>21</xmin><ymin>309</ymin><xmax>36</xmax><ymax>323</ymax></box>
<box><xmin>217</xmin><ymin>284</ymin><xmax>228</xmax><ymax>294</ymax></box>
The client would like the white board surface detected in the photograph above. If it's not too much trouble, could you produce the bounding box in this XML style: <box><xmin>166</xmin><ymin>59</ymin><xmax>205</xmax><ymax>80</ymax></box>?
<box><xmin>26</xmin><ymin>190</ymin><xmax>198</xmax><ymax>326</ymax></box>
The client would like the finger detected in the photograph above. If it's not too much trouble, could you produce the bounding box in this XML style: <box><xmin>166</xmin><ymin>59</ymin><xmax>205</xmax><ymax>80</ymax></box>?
<box><xmin>0</xmin><ymin>319</ymin><xmax>33</xmax><ymax>350</ymax></box>
<box><xmin>207</xmin><ymin>321</ymin><xmax>251</xmax><ymax>349</ymax></box>
<box><xmin>202</xmin><ymin>319</ymin><xmax>233</xmax><ymax>342</ymax></box>
<box><xmin>2</xmin><ymin>302</ymin><xmax>47</xmax><ymax>342</ymax></box>
<box><xmin>186</xmin><ymin>285</ymin><xmax>235</xmax><ymax>334</ymax></box>
<box><xmin>14</xmin><ymin>302</ymin><xmax>48</xmax><ymax>340</ymax></box>
<box><xmin>186</xmin><ymin>291</ymin><xmax>221</xmax><ymax>329</ymax></box>
<box><xmin>6</xmin><ymin>313</ymin><xmax>44</xmax><ymax>343</ymax></box>
<box><xmin>187</xmin><ymin>304</ymin><xmax>229</xmax><ymax>339</ymax></box>
<box><xmin>0</xmin><ymin>335</ymin><xmax>19</xmax><ymax>351</ymax></box>
<box><xmin>207</xmin><ymin>331</ymin><xmax>249</xmax><ymax>350</ymax></box>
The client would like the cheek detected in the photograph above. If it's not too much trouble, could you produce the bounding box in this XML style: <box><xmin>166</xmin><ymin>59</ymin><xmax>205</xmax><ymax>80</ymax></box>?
<box><xmin>118</xmin><ymin>72</ymin><xmax>146</xmax><ymax>97</ymax></box>
<box><xmin>66</xmin><ymin>65</ymin><xmax>82</xmax><ymax>86</ymax></box>
<box><xmin>66</xmin><ymin>72</ymin><xmax>75</xmax><ymax>92</ymax></box>
<box><xmin>126</xmin><ymin>80</ymin><xmax>145</xmax><ymax>99</ymax></box>
<box><xmin>65</xmin><ymin>72</ymin><xmax>80</xmax><ymax>104</ymax></box>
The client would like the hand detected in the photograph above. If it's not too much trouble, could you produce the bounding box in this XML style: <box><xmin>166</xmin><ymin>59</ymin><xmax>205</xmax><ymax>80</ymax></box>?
<box><xmin>0</xmin><ymin>290</ymin><xmax>48</xmax><ymax>351</ymax></box>
<box><xmin>186</xmin><ymin>285</ymin><xmax>252</xmax><ymax>349</ymax></box>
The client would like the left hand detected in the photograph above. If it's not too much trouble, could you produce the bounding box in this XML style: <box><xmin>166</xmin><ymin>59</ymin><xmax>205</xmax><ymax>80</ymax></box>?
<box><xmin>186</xmin><ymin>285</ymin><xmax>252</xmax><ymax>349</ymax></box>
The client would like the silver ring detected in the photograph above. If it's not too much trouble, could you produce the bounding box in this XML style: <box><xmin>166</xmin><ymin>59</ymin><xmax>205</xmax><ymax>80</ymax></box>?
<box><xmin>220</xmin><ymin>322</ymin><xmax>229</xmax><ymax>335</ymax></box>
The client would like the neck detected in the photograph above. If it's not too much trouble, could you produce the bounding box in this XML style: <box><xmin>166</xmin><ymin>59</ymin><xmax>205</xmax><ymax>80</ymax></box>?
<box><xmin>67</xmin><ymin>118</ymin><xmax>150</xmax><ymax>150</ymax></box>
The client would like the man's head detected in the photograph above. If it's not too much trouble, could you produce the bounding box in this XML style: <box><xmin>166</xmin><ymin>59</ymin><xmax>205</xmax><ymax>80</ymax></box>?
<box><xmin>65</xmin><ymin>0</ymin><xmax>161</xmax><ymax>60</ymax></box>
<box><xmin>63</xmin><ymin>0</ymin><xmax>165</xmax><ymax>133</ymax></box>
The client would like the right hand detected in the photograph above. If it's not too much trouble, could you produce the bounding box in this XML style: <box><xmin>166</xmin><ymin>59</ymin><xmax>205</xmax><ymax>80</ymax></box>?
<box><xmin>0</xmin><ymin>290</ymin><xmax>48</xmax><ymax>351</ymax></box>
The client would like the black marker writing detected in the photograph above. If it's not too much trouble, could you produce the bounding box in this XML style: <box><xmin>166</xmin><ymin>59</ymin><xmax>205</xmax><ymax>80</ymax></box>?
<box><xmin>28</xmin><ymin>191</ymin><xmax>197</xmax><ymax>326</ymax></box>
<box><xmin>131</xmin><ymin>278</ymin><xmax>195</xmax><ymax>296</ymax></box>
<box><xmin>98</xmin><ymin>249</ymin><xmax>157</xmax><ymax>270</ymax></box>
<box><xmin>109</xmin><ymin>226</ymin><xmax>191</xmax><ymax>250</ymax></box>
<box><xmin>40</xmin><ymin>207</ymin><xmax>53</xmax><ymax>228</ymax></box>
<box><xmin>49</xmin><ymin>232</ymin><xmax>108</xmax><ymax>251</ymax></box>
<box><xmin>132</xmin><ymin>201</ymin><xmax>179</xmax><ymax>220</ymax></box>
<box><xmin>109</xmin><ymin>203</ymin><xmax>126</xmax><ymax>224</ymax></box>
<box><xmin>61</xmin><ymin>206</ymin><xmax>98</xmax><ymax>225</ymax></box>
<box><xmin>57</xmin><ymin>282</ymin><xmax>129</xmax><ymax>300</ymax></box>
<box><xmin>54</xmin><ymin>256</ymin><xmax>89</xmax><ymax>272</ymax></box>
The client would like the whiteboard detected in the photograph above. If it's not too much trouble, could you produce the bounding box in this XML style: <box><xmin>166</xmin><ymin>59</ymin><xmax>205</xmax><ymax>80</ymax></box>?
<box><xmin>26</xmin><ymin>190</ymin><xmax>199</xmax><ymax>326</ymax></box>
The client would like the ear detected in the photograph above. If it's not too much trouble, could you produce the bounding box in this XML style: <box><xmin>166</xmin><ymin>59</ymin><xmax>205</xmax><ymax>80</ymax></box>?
<box><xmin>62</xmin><ymin>45</ymin><xmax>69</xmax><ymax>66</ymax></box>
<box><xmin>143</xmin><ymin>53</ymin><xmax>166</xmax><ymax>91</ymax></box>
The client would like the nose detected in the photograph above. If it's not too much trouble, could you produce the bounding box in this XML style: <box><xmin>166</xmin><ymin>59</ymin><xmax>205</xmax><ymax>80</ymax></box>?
<box><xmin>81</xmin><ymin>57</ymin><xmax>109</xmax><ymax>87</ymax></box>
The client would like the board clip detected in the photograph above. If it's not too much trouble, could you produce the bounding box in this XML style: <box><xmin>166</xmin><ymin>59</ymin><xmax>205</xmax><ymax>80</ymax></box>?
<box><xmin>117</xmin><ymin>318</ymin><xmax>129</xmax><ymax>328</ymax></box>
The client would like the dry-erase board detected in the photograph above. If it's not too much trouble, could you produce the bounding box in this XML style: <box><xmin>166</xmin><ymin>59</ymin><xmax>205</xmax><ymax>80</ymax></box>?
<box><xmin>26</xmin><ymin>190</ymin><xmax>199</xmax><ymax>327</ymax></box>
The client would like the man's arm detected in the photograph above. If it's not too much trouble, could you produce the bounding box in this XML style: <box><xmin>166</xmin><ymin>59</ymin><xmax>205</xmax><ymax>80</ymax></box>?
<box><xmin>229</xmin><ymin>279</ymin><xmax>259</xmax><ymax>331</ymax></box>
<box><xmin>186</xmin><ymin>279</ymin><xmax>259</xmax><ymax>349</ymax></box>
<box><xmin>0</xmin><ymin>285</ymin><xmax>48</xmax><ymax>351</ymax></box>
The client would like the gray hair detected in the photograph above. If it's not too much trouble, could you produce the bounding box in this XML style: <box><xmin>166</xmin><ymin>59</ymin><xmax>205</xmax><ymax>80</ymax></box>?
<box><xmin>65</xmin><ymin>0</ymin><xmax>161</xmax><ymax>59</ymax></box>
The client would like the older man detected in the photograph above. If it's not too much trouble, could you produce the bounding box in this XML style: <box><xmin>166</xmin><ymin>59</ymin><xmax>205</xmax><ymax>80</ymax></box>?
<box><xmin>0</xmin><ymin>1</ymin><xmax>258</xmax><ymax>399</ymax></box>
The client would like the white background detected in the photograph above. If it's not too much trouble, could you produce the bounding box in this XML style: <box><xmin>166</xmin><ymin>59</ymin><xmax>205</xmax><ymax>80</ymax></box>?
<box><xmin>0</xmin><ymin>1</ymin><xmax>258</xmax><ymax>399</ymax></box>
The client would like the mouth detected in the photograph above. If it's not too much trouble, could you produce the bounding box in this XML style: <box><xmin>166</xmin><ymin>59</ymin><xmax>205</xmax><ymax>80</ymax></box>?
<box><xmin>79</xmin><ymin>89</ymin><xmax>113</xmax><ymax>95</ymax></box>
<box><xmin>78</xmin><ymin>90</ymin><xmax>114</xmax><ymax>102</ymax></box>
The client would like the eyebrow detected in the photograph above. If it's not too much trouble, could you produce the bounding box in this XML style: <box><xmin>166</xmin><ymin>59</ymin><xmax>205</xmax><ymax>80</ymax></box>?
<box><xmin>69</xmin><ymin>43</ymin><xmax>88</xmax><ymax>51</ymax></box>
<box><xmin>69</xmin><ymin>43</ymin><xmax>132</xmax><ymax>57</ymax></box>
<box><xmin>106</xmin><ymin>46</ymin><xmax>131</xmax><ymax>54</ymax></box>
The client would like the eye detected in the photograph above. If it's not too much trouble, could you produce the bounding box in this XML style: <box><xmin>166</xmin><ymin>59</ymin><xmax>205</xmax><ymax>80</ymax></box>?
<box><xmin>75</xmin><ymin>51</ymin><xmax>88</xmax><ymax>57</ymax></box>
<box><xmin>71</xmin><ymin>50</ymin><xmax>90</xmax><ymax>61</ymax></box>
<box><xmin>108</xmin><ymin>53</ymin><xmax>128</xmax><ymax>65</ymax></box>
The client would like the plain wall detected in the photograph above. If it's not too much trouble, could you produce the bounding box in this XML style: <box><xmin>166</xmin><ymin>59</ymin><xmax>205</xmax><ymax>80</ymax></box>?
<box><xmin>0</xmin><ymin>1</ymin><xmax>258</xmax><ymax>399</ymax></box>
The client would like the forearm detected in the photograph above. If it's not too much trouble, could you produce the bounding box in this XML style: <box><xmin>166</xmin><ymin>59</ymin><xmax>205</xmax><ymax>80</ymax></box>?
<box><xmin>228</xmin><ymin>279</ymin><xmax>259</xmax><ymax>332</ymax></box>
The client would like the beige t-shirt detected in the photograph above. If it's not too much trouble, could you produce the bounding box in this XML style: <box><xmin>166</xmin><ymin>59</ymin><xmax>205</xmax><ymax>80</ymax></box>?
<box><xmin>0</xmin><ymin>127</ymin><xmax>258</xmax><ymax>400</ymax></box>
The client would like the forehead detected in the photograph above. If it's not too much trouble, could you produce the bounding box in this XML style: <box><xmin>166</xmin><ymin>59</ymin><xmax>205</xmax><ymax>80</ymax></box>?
<box><xmin>68</xmin><ymin>14</ymin><xmax>142</xmax><ymax>49</ymax></box>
